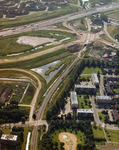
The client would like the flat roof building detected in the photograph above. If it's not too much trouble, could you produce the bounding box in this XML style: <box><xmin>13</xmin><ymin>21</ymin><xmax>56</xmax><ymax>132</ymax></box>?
<box><xmin>96</xmin><ymin>96</ymin><xmax>112</xmax><ymax>104</ymax></box>
<box><xmin>91</xmin><ymin>73</ymin><xmax>99</xmax><ymax>85</ymax></box>
<box><xmin>1</xmin><ymin>134</ymin><xmax>18</xmax><ymax>145</ymax></box>
<box><xmin>70</xmin><ymin>91</ymin><xmax>78</xmax><ymax>109</ymax></box>
<box><xmin>77</xmin><ymin>109</ymin><xmax>94</xmax><ymax>117</ymax></box>
<box><xmin>112</xmin><ymin>109</ymin><xmax>119</xmax><ymax>122</ymax></box>
<box><xmin>75</xmin><ymin>84</ymin><xmax>96</xmax><ymax>92</ymax></box>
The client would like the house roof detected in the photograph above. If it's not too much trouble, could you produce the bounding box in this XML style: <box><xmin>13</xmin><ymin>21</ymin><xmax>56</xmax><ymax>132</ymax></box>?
<box><xmin>113</xmin><ymin>109</ymin><xmax>119</xmax><ymax>121</ymax></box>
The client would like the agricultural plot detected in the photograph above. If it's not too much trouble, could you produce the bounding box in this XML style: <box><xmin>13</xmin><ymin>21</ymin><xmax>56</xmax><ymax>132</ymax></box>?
<box><xmin>107</xmin><ymin>25</ymin><xmax>119</xmax><ymax>41</ymax></box>
<box><xmin>106</xmin><ymin>10</ymin><xmax>119</xmax><ymax>20</ymax></box>
<box><xmin>0</xmin><ymin>82</ymin><xmax>35</xmax><ymax>105</ymax></box>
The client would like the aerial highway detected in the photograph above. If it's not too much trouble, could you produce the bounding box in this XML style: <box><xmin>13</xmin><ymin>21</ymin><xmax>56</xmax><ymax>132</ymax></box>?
<box><xmin>0</xmin><ymin>3</ymin><xmax>119</xmax><ymax>37</ymax></box>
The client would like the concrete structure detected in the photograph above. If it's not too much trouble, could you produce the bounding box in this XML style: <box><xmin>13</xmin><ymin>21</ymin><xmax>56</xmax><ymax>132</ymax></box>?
<box><xmin>1</xmin><ymin>134</ymin><xmax>18</xmax><ymax>145</ymax></box>
<box><xmin>70</xmin><ymin>91</ymin><xmax>78</xmax><ymax>109</ymax></box>
<box><xmin>91</xmin><ymin>73</ymin><xmax>99</xmax><ymax>85</ymax></box>
<box><xmin>96</xmin><ymin>96</ymin><xmax>112</xmax><ymax>104</ymax></box>
<box><xmin>75</xmin><ymin>84</ymin><xmax>96</xmax><ymax>92</ymax></box>
<box><xmin>77</xmin><ymin>109</ymin><xmax>94</xmax><ymax>117</ymax></box>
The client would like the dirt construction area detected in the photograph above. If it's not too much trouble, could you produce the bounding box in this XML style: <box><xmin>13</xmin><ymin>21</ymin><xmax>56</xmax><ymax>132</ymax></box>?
<box><xmin>17</xmin><ymin>36</ymin><xmax>55</xmax><ymax>47</ymax></box>
<box><xmin>58</xmin><ymin>132</ymin><xmax>77</xmax><ymax>150</ymax></box>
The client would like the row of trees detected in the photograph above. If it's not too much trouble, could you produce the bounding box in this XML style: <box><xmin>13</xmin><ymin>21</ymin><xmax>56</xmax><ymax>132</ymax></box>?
<box><xmin>46</xmin><ymin>60</ymin><xmax>85</xmax><ymax>120</ymax></box>
<box><xmin>0</xmin><ymin>105</ymin><xmax>28</xmax><ymax>124</ymax></box>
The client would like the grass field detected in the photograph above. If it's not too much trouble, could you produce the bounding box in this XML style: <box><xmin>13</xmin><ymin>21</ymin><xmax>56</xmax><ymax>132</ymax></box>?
<box><xmin>101</xmin><ymin>34</ymin><xmax>116</xmax><ymax>44</ymax></box>
<box><xmin>82</xmin><ymin>67</ymin><xmax>102</xmax><ymax>74</ymax></box>
<box><xmin>51</xmin><ymin>129</ymin><xmax>85</xmax><ymax>149</ymax></box>
<box><xmin>98</xmin><ymin>112</ymin><xmax>108</xmax><ymax>123</ymax></box>
<box><xmin>107</xmin><ymin>25</ymin><xmax>119</xmax><ymax>40</ymax></box>
<box><xmin>113</xmin><ymin>88</ymin><xmax>119</xmax><ymax>94</ymax></box>
<box><xmin>0</xmin><ymin>48</ymin><xmax>71</xmax><ymax>69</ymax></box>
<box><xmin>92</xmin><ymin>126</ymin><xmax>105</xmax><ymax>145</ymax></box>
<box><xmin>2</xmin><ymin>128</ymin><xmax>11</xmax><ymax>134</ymax></box>
<box><xmin>0</xmin><ymin>5</ymin><xmax>80</xmax><ymax>29</ymax></box>
<box><xmin>105</xmin><ymin>129</ymin><xmax>119</xmax><ymax>143</ymax></box>
<box><xmin>106</xmin><ymin>10</ymin><xmax>119</xmax><ymax>20</ymax></box>
<box><xmin>21</xmin><ymin>83</ymin><xmax>36</xmax><ymax>105</ymax></box>
<box><xmin>77</xmin><ymin>95</ymin><xmax>91</xmax><ymax>109</ymax></box>
<box><xmin>0</xmin><ymin>30</ymin><xmax>76</xmax><ymax>56</ymax></box>
<box><xmin>0</xmin><ymin>70</ymin><xmax>38</xmax><ymax>86</ymax></box>
<box><xmin>55</xmin><ymin>22</ymin><xmax>69</xmax><ymax>30</ymax></box>
<box><xmin>68</xmin><ymin>17</ymin><xmax>87</xmax><ymax>31</ymax></box>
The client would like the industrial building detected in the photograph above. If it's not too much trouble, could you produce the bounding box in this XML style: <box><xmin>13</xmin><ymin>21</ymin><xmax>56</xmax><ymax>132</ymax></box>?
<box><xmin>91</xmin><ymin>73</ymin><xmax>99</xmax><ymax>85</ymax></box>
<box><xmin>1</xmin><ymin>134</ymin><xmax>18</xmax><ymax>145</ymax></box>
<box><xmin>96</xmin><ymin>96</ymin><xmax>112</xmax><ymax>104</ymax></box>
<box><xmin>75</xmin><ymin>85</ymin><xmax>96</xmax><ymax>92</ymax></box>
<box><xmin>77</xmin><ymin>109</ymin><xmax>94</xmax><ymax>117</ymax></box>
<box><xmin>70</xmin><ymin>91</ymin><xmax>78</xmax><ymax>109</ymax></box>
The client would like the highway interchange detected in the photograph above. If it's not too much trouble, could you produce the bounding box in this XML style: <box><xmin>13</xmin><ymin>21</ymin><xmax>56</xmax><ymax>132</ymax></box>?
<box><xmin>0</xmin><ymin>3</ymin><xmax>119</xmax><ymax>150</ymax></box>
<box><xmin>1</xmin><ymin>3</ymin><xmax>119</xmax><ymax>37</ymax></box>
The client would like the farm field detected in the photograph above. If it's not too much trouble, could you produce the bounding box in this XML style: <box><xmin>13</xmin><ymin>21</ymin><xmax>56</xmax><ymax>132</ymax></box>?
<box><xmin>106</xmin><ymin>10</ymin><xmax>119</xmax><ymax>20</ymax></box>
<box><xmin>107</xmin><ymin>25</ymin><xmax>119</xmax><ymax>40</ymax></box>
<box><xmin>21</xmin><ymin>83</ymin><xmax>36</xmax><ymax>105</ymax></box>
<box><xmin>0</xmin><ymin>82</ymin><xmax>35</xmax><ymax>105</ymax></box>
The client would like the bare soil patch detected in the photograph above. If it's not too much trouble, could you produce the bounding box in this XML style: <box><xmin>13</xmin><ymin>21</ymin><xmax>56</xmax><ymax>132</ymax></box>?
<box><xmin>67</xmin><ymin>44</ymin><xmax>83</xmax><ymax>53</ymax></box>
<box><xmin>17</xmin><ymin>36</ymin><xmax>55</xmax><ymax>47</ymax></box>
<box><xmin>58</xmin><ymin>132</ymin><xmax>77</xmax><ymax>150</ymax></box>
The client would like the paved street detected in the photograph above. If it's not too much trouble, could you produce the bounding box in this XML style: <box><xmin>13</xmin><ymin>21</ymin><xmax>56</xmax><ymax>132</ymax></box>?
<box><xmin>1</xmin><ymin>4</ymin><xmax>119</xmax><ymax>37</ymax></box>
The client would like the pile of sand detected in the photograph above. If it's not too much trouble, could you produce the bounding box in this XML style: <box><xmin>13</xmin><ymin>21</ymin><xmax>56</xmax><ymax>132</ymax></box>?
<box><xmin>58</xmin><ymin>132</ymin><xmax>77</xmax><ymax>150</ymax></box>
<box><xmin>17</xmin><ymin>36</ymin><xmax>55</xmax><ymax>47</ymax></box>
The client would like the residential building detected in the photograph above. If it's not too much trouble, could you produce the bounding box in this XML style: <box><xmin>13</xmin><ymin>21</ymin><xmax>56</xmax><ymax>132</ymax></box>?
<box><xmin>91</xmin><ymin>73</ymin><xmax>99</xmax><ymax>85</ymax></box>
<box><xmin>70</xmin><ymin>91</ymin><xmax>78</xmax><ymax>109</ymax></box>
<box><xmin>75</xmin><ymin>85</ymin><xmax>96</xmax><ymax>92</ymax></box>
<box><xmin>107</xmin><ymin>77</ymin><xmax>119</xmax><ymax>82</ymax></box>
<box><xmin>112</xmin><ymin>109</ymin><xmax>119</xmax><ymax>122</ymax></box>
<box><xmin>1</xmin><ymin>134</ymin><xmax>18</xmax><ymax>145</ymax></box>
<box><xmin>77</xmin><ymin>109</ymin><xmax>94</xmax><ymax>117</ymax></box>
<box><xmin>96</xmin><ymin>96</ymin><xmax>112</xmax><ymax>104</ymax></box>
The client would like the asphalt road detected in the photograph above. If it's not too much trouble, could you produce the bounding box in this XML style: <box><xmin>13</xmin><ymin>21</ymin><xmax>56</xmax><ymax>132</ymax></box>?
<box><xmin>1</xmin><ymin>3</ymin><xmax>119</xmax><ymax>37</ymax></box>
